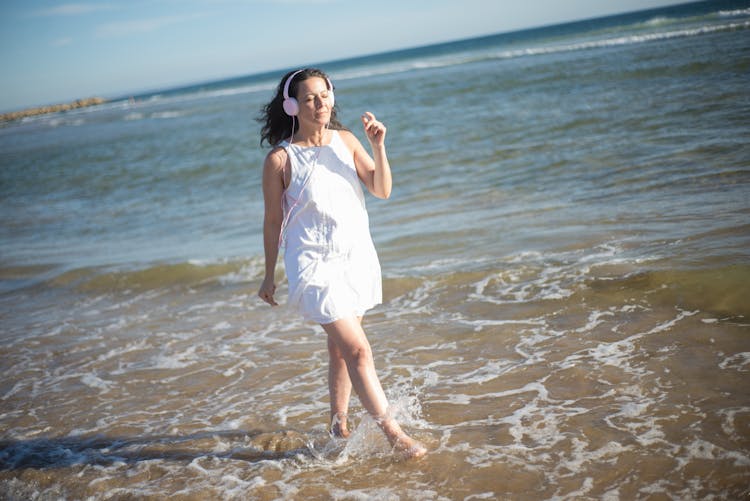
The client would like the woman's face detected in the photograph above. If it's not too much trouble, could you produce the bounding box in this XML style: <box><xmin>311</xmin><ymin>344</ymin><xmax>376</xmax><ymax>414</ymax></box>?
<box><xmin>295</xmin><ymin>77</ymin><xmax>333</xmax><ymax>125</ymax></box>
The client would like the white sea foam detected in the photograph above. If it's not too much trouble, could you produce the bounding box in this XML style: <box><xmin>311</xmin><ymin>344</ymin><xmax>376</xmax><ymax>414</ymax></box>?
<box><xmin>467</xmin><ymin>244</ymin><xmax>640</xmax><ymax>307</ymax></box>
<box><xmin>464</xmin><ymin>493</ymin><xmax>496</xmax><ymax>501</ymax></box>
<box><xmin>453</xmin><ymin>315</ymin><xmax>547</xmax><ymax>331</ymax></box>
<box><xmin>2</xmin><ymin>381</ymin><xmax>26</xmax><ymax>400</ymax></box>
<box><xmin>679</xmin><ymin>439</ymin><xmax>750</xmax><ymax>468</ymax></box>
<box><xmin>575</xmin><ymin>309</ymin><xmax>615</xmax><ymax>333</ymax></box>
<box><xmin>644</xmin><ymin>309</ymin><xmax>698</xmax><ymax>335</ymax></box>
<box><xmin>490</xmin><ymin>20</ymin><xmax>750</xmax><ymax>63</ymax></box>
<box><xmin>151</xmin><ymin>354</ymin><xmax>190</xmax><ymax>369</ymax></box>
<box><xmin>222</xmin><ymin>473</ymin><xmax>266</xmax><ymax>494</ymax></box>
<box><xmin>129</xmin><ymin>82</ymin><xmax>273</xmax><ymax>110</ymax></box>
<box><xmin>718</xmin><ymin>352</ymin><xmax>750</xmax><ymax>371</ymax></box>
<box><xmin>644</xmin><ymin>16</ymin><xmax>671</xmax><ymax>27</ymax></box>
<box><xmin>385</xmin><ymin>279</ymin><xmax>437</xmax><ymax>315</ymax></box>
<box><xmin>151</xmin><ymin>111</ymin><xmax>183</xmax><ymax>120</ymax></box>
<box><xmin>555</xmin><ymin>477</ymin><xmax>595</xmax><ymax>500</ymax></box>
<box><xmin>188</xmin><ymin>457</ymin><xmax>210</xmax><ymax>475</ymax></box>
<box><xmin>450</xmin><ymin>359</ymin><xmax>517</xmax><ymax>386</ymax></box>
<box><xmin>561</xmin><ymin>309</ymin><xmax>698</xmax><ymax>375</ymax></box>
<box><xmin>718</xmin><ymin>407</ymin><xmax>750</xmax><ymax>440</ymax></box>
<box><xmin>603</xmin><ymin>387</ymin><xmax>666</xmax><ymax>447</ymax></box>
<box><xmin>558</xmin><ymin>439</ymin><xmax>629</xmax><ymax>476</ymax></box>
<box><xmin>80</xmin><ymin>373</ymin><xmax>113</xmax><ymax>393</ymax></box>
<box><xmin>719</xmin><ymin>8</ymin><xmax>750</xmax><ymax>17</ymax></box>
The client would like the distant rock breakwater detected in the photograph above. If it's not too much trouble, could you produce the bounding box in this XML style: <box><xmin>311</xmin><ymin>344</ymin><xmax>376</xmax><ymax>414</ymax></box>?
<box><xmin>0</xmin><ymin>97</ymin><xmax>107</xmax><ymax>122</ymax></box>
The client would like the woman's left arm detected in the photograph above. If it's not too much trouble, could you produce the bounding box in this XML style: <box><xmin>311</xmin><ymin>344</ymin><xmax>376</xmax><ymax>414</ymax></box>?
<box><xmin>349</xmin><ymin>112</ymin><xmax>392</xmax><ymax>199</ymax></box>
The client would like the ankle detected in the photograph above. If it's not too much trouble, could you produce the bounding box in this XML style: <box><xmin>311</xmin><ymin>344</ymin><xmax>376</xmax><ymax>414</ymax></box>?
<box><xmin>371</xmin><ymin>410</ymin><xmax>404</xmax><ymax>442</ymax></box>
<box><xmin>330</xmin><ymin>412</ymin><xmax>350</xmax><ymax>438</ymax></box>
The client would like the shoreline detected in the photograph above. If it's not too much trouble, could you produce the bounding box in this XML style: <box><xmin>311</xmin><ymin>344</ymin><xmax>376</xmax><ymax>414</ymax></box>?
<box><xmin>0</xmin><ymin>97</ymin><xmax>107</xmax><ymax>123</ymax></box>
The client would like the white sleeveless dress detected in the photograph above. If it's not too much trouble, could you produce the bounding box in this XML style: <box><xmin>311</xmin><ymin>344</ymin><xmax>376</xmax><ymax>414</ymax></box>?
<box><xmin>280</xmin><ymin>130</ymin><xmax>382</xmax><ymax>324</ymax></box>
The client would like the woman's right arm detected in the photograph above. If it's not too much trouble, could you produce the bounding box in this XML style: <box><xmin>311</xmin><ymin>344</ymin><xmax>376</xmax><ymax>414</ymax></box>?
<box><xmin>258</xmin><ymin>148</ymin><xmax>286</xmax><ymax>306</ymax></box>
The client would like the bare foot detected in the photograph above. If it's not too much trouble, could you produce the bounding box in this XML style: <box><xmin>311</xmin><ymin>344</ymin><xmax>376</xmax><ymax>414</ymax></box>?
<box><xmin>330</xmin><ymin>412</ymin><xmax>350</xmax><ymax>439</ymax></box>
<box><xmin>377</xmin><ymin>415</ymin><xmax>427</xmax><ymax>459</ymax></box>
<box><xmin>391</xmin><ymin>433</ymin><xmax>427</xmax><ymax>459</ymax></box>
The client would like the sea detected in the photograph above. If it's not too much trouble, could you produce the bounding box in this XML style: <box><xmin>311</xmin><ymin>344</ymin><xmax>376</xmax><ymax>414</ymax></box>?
<box><xmin>1</xmin><ymin>1</ymin><xmax>749</xmax><ymax>499</ymax></box>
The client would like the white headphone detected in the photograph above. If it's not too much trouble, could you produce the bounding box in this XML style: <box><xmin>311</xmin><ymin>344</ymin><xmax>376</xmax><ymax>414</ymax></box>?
<box><xmin>282</xmin><ymin>69</ymin><xmax>335</xmax><ymax>116</ymax></box>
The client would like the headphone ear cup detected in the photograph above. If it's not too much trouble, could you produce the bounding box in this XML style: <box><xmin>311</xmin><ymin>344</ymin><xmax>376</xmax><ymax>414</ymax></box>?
<box><xmin>282</xmin><ymin>69</ymin><xmax>304</xmax><ymax>116</ymax></box>
<box><xmin>282</xmin><ymin>97</ymin><xmax>299</xmax><ymax>116</ymax></box>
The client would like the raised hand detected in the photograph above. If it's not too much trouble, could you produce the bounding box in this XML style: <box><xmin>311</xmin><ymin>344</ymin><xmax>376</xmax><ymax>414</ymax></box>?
<box><xmin>361</xmin><ymin>112</ymin><xmax>386</xmax><ymax>147</ymax></box>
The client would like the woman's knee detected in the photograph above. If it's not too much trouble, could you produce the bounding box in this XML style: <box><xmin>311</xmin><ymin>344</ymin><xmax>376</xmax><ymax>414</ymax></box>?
<box><xmin>328</xmin><ymin>335</ymin><xmax>370</xmax><ymax>362</ymax></box>
<box><xmin>343</xmin><ymin>341</ymin><xmax>372</xmax><ymax>369</ymax></box>
<box><xmin>324</xmin><ymin>318</ymin><xmax>372</xmax><ymax>363</ymax></box>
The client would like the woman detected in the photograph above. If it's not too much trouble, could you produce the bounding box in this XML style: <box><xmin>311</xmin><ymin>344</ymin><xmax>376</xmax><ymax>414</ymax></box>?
<box><xmin>257</xmin><ymin>68</ymin><xmax>426</xmax><ymax>459</ymax></box>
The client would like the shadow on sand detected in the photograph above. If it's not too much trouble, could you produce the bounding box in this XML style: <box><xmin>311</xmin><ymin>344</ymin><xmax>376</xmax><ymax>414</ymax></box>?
<box><xmin>0</xmin><ymin>429</ymin><xmax>315</xmax><ymax>470</ymax></box>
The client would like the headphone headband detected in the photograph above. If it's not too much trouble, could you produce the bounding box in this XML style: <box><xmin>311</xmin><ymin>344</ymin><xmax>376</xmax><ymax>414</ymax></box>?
<box><xmin>282</xmin><ymin>69</ymin><xmax>305</xmax><ymax>102</ymax></box>
<box><xmin>281</xmin><ymin>69</ymin><xmax>334</xmax><ymax>117</ymax></box>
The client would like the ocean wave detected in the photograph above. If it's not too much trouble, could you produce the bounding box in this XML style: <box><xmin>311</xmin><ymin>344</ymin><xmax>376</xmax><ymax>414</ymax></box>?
<box><xmin>643</xmin><ymin>16</ymin><xmax>672</xmax><ymax>27</ymax></box>
<box><xmin>332</xmin><ymin>19</ymin><xmax>750</xmax><ymax>84</ymax></box>
<box><xmin>382</xmin><ymin>245</ymin><xmax>750</xmax><ymax>327</ymax></box>
<box><xmin>16</xmin><ymin>114</ymin><xmax>87</xmax><ymax>128</ymax></box>
<box><xmin>150</xmin><ymin>110</ymin><xmax>184</xmax><ymax>120</ymax></box>
<box><xmin>585</xmin><ymin>265</ymin><xmax>750</xmax><ymax>319</ymax></box>
<box><xmin>719</xmin><ymin>8</ymin><xmax>750</xmax><ymax>17</ymax></box>
<box><xmin>490</xmin><ymin>20</ymin><xmax>750</xmax><ymax>62</ymax></box>
<box><xmin>39</xmin><ymin>258</ymin><xmax>262</xmax><ymax>295</ymax></box>
<box><xmin>123</xmin><ymin>110</ymin><xmax>185</xmax><ymax>120</ymax></box>
<box><xmin>127</xmin><ymin>81</ymin><xmax>275</xmax><ymax>109</ymax></box>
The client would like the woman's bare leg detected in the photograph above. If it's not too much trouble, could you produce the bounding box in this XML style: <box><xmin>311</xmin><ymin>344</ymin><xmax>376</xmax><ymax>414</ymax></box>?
<box><xmin>328</xmin><ymin>335</ymin><xmax>352</xmax><ymax>437</ymax></box>
<box><xmin>322</xmin><ymin>316</ymin><xmax>426</xmax><ymax>458</ymax></box>
<box><xmin>328</xmin><ymin>317</ymin><xmax>364</xmax><ymax>437</ymax></box>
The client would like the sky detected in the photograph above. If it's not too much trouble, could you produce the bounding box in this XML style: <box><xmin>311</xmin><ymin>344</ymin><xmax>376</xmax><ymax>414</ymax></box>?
<box><xmin>0</xmin><ymin>0</ymin><xmax>692</xmax><ymax>112</ymax></box>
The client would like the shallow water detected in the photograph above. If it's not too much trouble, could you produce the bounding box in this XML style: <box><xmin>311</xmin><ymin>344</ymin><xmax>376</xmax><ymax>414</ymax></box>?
<box><xmin>2</xmin><ymin>2</ymin><xmax>750</xmax><ymax>499</ymax></box>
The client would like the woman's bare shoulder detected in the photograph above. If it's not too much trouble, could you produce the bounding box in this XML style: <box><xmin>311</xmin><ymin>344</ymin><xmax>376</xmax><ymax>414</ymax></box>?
<box><xmin>264</xmin><ymin>146</ymin><xmax>288</xmax><ymax>171</ymax></box>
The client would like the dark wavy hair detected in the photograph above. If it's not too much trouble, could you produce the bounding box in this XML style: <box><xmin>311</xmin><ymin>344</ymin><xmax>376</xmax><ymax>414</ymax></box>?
<box><xmin>258</xmin><ymin>68</ymin><xmax>345</xmax><ymax>147</ymax></box>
